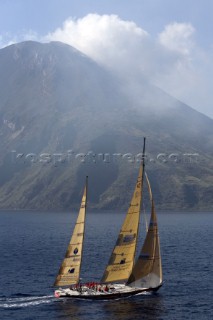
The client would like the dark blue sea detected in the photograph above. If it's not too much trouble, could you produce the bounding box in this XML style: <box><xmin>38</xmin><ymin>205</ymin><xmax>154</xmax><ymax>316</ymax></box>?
<box><xmin>0</xmin><ymin>211</ymin><xmax>212</xmax><ymax>320</ymax></box>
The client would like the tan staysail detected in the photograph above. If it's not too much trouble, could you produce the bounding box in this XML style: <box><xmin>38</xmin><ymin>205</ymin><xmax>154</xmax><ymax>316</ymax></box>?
<box><xmin>101</xmin><ymin>165</ymin><xmax>143</xmax><ymax>283</ymax></box>
<box><xmin>126</xmin><ymin>173</ymin><xmax>162</xmax><ymax>288</ymax></box>
<box><xmin>54</xmin><ymin>177</ymin><xmax>88</xmax><ymax>287</ymax></box>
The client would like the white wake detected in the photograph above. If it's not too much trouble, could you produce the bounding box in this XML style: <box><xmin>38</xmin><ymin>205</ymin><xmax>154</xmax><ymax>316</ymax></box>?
<box><xmin>0</xmin><ymin>295</ymin><xmax>56</xmax><ymax>308</ymax></box>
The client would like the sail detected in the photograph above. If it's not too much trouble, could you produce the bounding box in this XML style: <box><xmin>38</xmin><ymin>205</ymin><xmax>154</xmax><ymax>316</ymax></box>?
<box><xmin>54</xmin><ymin>178</ymin><xmax>88</xmax><ymax>287</ymax></box>
<box><xmin>126</xmin><ymin>173</ymin><xmax>162</xmax><ymax>288</ymax></box>
<box><xmin>101</xmin><ymin>165</ymin><xmax>143</xmax><ymax>283</ymax></box>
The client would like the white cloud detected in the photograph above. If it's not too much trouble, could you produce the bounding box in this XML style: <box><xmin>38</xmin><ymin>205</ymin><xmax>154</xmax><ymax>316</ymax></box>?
<box><xmin>45</xmin><ymin>14</ymin><xmax>213</xmax><ymax>118</ymax></box>
<box><xmin>158</xmin><ymin>22</ymin><xmax>195</xmax><ymax>55</ymax></box>
<box><xmin>45</xmin><ymin>14</ymin><xmax>149</xmax><ymax>77</ymax></box>
<box><xmin>156</xmin><ymin>23</ymin><xmax>213</xmax><ymax>117</ymax></box>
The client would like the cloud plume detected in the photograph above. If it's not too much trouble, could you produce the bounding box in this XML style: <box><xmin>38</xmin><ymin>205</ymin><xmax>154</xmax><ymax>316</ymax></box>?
<box><xmin>45</xmin><ymin>14</ymin><xmax>150</xmax><ymax>77</ymax></box>
<box><xmin>45</xmin><ymin>14</ymin><xmax>213</xmax><ymax>118</ymax></box>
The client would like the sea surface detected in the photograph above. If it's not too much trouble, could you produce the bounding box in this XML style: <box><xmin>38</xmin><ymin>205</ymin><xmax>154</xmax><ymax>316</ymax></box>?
<box><xmin>0</xmin><ymin>210</ymin><xmax>212</xmax><ymax>320</ymax></box>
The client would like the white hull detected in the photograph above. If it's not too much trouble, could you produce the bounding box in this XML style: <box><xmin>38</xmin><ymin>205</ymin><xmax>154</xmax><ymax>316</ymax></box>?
<box><xmin>54</xmin><ymin>283</ymin><xmax>162</xmax><ymax>300</ymax></box>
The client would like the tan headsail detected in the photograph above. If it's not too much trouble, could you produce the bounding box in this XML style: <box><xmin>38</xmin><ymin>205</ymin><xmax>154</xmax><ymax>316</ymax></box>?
<box><xmin>126</xmin><ymin>173</ymin><xmax>162</xmax><ymax>288</ymax></box>
<box><xmin>54</xmin><ymin>177</ymin><xmax>88</xmax><ymax>287</ymax></box>
<box><xmin>101</xmin><ymin>164</ymin><xmax>143</xmax><ymax>283</ymax></box>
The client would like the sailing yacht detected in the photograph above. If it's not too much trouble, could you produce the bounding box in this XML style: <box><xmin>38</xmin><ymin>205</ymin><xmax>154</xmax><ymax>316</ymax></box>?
<box><xmin>54</xmin><ymin>138</ymin><xmax>163</xmax><ymax>300</ymax></box>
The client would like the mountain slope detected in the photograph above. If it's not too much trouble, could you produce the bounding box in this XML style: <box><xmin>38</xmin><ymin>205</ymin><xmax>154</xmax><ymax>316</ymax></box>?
<box><xmin>0</xmin><ymin>41</ymin><xmax>212</xmax><ymax>211</ymax></box>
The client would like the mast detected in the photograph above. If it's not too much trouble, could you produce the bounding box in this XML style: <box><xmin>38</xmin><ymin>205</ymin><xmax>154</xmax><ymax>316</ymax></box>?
<box><xmin>54</xmin><ymin>176</ymin><xmax>88</xmax><ymax>287</ymax></box>
<box><xmin>142</xmin><ymin>137</ymin><xmax>146</xmax><ymax>185</ymax></box>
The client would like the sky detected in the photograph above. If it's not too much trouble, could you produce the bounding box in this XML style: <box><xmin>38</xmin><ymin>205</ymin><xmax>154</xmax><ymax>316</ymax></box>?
<box><xmin>0</xmin><ymin>0</ymin><xmax>212</xmax><ymax>118</ymax></box>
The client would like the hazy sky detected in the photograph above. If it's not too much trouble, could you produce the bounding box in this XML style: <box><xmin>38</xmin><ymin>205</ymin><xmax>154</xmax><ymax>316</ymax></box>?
<box><xmin>0</xmin><ymin>0</ymin><xmax>212</xmax><ymax>118</ymax></box>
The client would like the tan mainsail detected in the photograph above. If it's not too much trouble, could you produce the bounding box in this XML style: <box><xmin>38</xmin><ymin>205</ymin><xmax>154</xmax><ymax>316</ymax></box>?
<box><xmin>126</xmin><ymin>173</ymin><xmax>162</xmax><ymax>288</ymax></box>
<box><xmin>54</xmin><ymin>177</ymin><xmax>88</xmax><ymax>287</ymax></box>
<box><xmin>101</xmin><ymin>165</ymin><xmax>143</xmax><ymax>283</ymax></box>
